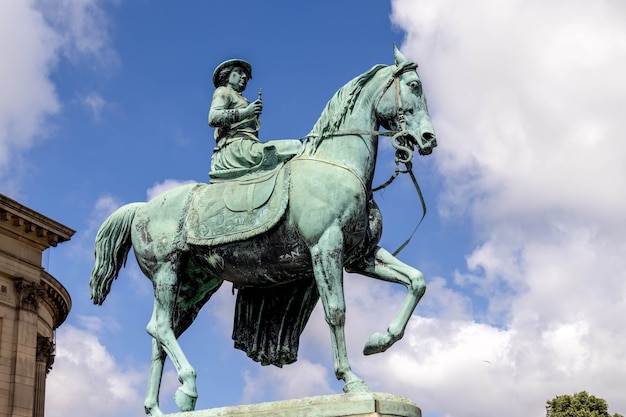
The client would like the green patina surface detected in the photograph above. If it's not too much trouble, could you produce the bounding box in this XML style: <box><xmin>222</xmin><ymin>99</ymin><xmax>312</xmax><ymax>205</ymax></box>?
<box><xmin>90</xmin><ymin>46</ymin><xmax>436</xmax><ymax>416</ymax></box>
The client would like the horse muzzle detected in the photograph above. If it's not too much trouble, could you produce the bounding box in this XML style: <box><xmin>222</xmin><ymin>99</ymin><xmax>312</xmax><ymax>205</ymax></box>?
<box><xmin>416</xmin><ymin>131</ymin><xmax>437</xmax><ymax>155</ymax></box>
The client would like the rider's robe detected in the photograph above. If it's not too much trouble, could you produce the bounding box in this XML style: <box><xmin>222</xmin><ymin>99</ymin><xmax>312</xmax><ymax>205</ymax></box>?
<box><xmin>208</xmin><ymin>85</ymin><xmax>301</xmax><ymax>182</ymax></box>
<box><xmin>232</xmin><ymin>279</ymin><xmax>319</xmax><ymax>367</ymax></box>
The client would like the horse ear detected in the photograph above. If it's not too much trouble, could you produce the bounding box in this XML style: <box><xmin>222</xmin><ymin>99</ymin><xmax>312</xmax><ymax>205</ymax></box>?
<box><xmin>393</xmin><ymin>43</ymin><xmax>407</xmax><ymax>65</ymax></box>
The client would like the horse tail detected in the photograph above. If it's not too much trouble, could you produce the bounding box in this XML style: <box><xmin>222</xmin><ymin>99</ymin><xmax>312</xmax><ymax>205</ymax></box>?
<box><xmin>90</xmin><ymin>202</ymin><xmax>143</xmax><ymax>305</ymax></box>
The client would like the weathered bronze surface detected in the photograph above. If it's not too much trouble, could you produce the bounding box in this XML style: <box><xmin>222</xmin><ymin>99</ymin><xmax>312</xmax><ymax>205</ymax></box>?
<box><xmin>90</xmin><ymin>46</ymin><xmax>436</xmax><ymax>416</ymax></box>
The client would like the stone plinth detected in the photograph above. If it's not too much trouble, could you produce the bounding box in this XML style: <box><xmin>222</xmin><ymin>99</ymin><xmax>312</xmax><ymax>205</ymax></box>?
<box><xmin>166</xmin><ymin>392</ymin><xmax>421</xmax><ymax>417</ymax></box>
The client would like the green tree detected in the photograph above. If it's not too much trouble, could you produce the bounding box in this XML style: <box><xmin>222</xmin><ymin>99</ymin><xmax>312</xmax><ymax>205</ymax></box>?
<box><xmin>546</xmin><ymin>391</ymin><xmax>623</xmax><ymax>417</ymax></box>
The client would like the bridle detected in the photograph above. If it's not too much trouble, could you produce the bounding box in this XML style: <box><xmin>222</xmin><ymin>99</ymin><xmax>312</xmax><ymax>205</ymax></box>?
<box><xmin>309</xmin><ymin>61</ymin><xmax>424</xmax><ymax>165</ymax></box>
<box><xmin>371</xmin><ymin>62</ymin><xmax>429</xmax><ymax>255</ymax></box>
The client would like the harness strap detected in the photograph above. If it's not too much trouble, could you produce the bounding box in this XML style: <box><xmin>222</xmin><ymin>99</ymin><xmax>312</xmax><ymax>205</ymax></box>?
<box><xmin>391</xmin><ymin>164</ymin><xmax>426</xmax><ymax>256</ymax></box>
<box><xmin>308</xmin><ymin>130</ymin><xmax>398</xmax><ymax>139</ymax></box>
<box><xmin>372</xmin><ymin>169</ymin><xmax>400</xmax><ymax>192</ymax></box>
<box><xmin>292</xmin><ymin>157</ymin><xmax>368</xmax><ymax>198</ymax></box>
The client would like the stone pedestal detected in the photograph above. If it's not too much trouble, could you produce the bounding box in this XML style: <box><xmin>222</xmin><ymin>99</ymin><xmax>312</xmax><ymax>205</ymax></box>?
<box><xmin>166</xmin><ymin>392</ymin><xmax>421</xmax><ymax>417</ymax></box>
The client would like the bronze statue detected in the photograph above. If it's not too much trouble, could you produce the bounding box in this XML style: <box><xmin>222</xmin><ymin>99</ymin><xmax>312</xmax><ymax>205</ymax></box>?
<box><xmin>90</xmin><ymin>46</ymin><xmax>436</xmax><ymax>416</ymax></box>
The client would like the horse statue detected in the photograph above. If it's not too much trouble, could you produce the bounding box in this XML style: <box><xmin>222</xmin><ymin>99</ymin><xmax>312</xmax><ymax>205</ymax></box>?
<box><xmin>90</xmin><ymin>46</ymin><xmax>436</xmax><ymax>416</ymax></box>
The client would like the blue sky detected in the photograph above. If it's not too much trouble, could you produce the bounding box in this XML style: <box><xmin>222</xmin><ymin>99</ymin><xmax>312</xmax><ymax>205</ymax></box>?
<box><xmin>2</xmin><ymin>1</ymin><xmax>626</xmax><ymax>416</ymax></box>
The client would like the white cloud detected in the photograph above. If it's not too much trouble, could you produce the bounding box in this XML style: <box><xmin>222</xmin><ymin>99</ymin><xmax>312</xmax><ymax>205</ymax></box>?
<box><xmin>147</xmin><ymin>179</ymin><xmax>197</xmax><ymax>201</ymax></box>
<box><xmin>81</xmin><ymin>92</ymin><xmax>108</xmax><ymax>121</ymax></box>
<box><xmin>92</xmin><ymin>194</ymin><xmax>123</xmax><ymax>223</ymax></box>
<box><xmin>325</xmin><ymin>270</ymin><xmax>626</xmax><ymax>417</ymax></box>
<box><xmin>0</xmin><ymin>0</ymin><xmax>117</xmax><ymax>188</ymax></box>
<box><xmin>226</xmin><ymin>274</ymin><xmax>478</xmax><ymax>400</ymax></box>
<box><xmin>384</xmin><ymin>0</ymin><xmax>626</xmax><ymax>415</ymax></box>
<box><xmin>36</xmin><ymin>0</ymin><xmax>119</xmax><ymax>68</ymax></box>
<box><xmin>75</xmin><ymin>314</ymin><xmax>120</xmax><ymax>333</ymax></box>
<box><xmin>0</xmin><ymin>1</ymin><xmax>61</xmax><ymax>182</ymax></box>
<box><xmin>241</xmin><ymin>360</ymin><xmax>334</xmax><ymax>404</ymax></box>
<box><xmin>541</xmin><ymin>320</ymin><xmax>590</xmax><ymax>376</ymax></box>
<box><xmin>419</xmin><ymin>276</ymin><xmax>473</xmax><ymax>320</ymax></box>
<box><xmin>46</xmin><ymin>324</ymin><xmax>147</xmax><ymax>417</ymax></box>
<box><xmin>392</xmin><ymin>0</ymin><xmax>626</xmax><ymax>228</ymax></box>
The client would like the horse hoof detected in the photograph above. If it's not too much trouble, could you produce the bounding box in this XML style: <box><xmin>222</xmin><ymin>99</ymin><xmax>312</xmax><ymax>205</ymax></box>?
<box><xmin>363</xmin><ymin>331</ymin><xmax>393</xmax><ymax>355</ymax></box>
<box><xmin>144</xmin><ymin>405</ymin><xmax>164</xmax><ymax>416</ymax></box>
<box><xmin>174</xmin><ymin>387</ymin><xmax>197</xmax><ymax>412</ymax></box>
<box><xmin>343</xmin><ymin>379</ymin><xmax>370</xmax><ymax>393</ymax></box>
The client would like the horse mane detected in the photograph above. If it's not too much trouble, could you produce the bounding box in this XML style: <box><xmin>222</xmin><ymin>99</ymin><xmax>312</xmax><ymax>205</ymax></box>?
<box><xmin>307</xmin><ymin>64</ymin><xmax>388</xmax><ymax>151</ymax></box>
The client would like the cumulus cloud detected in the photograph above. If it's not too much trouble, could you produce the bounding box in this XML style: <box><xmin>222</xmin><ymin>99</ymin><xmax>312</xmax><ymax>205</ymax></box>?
<box><xmin>229</xmin><ymin>273</ymin><xmax>477</xmax><ymax>398</ymax></box>
<box><xmin>392</xmin><ymin>0</ymin><xmax>626</xmax><ymax>227</ymax></box>
<box><xmin>0</xmin><ymin>0</ymin><xmax>117</xmax><ymax>188</ymax></box>
<box><xmin>36</xmin><ymin>0</ymin><xmax>119</xmax><ymax>68</ymax></box>
<box><xmin>373</xmin><ymin>0</ymin><xmax>626</xmax><ymax>416</ymax></box>
<box><xmin>241</xmin><ymin>360</ymin><xmax>334</xmax><ymax>404</ymax></box>
<box><xmin>0</xmin><ymin>1</ymin><xmax>61</xmax><ymax>183</ymax></box>
<box><xmin>147</xmin><ymin>179</ymin><xmax>197</xmax><ymax>201</ymax></box>
<box><xmin>46</xmin><ymin>324</ymin><xmax>147</xmax><ymax>417</ymax></box>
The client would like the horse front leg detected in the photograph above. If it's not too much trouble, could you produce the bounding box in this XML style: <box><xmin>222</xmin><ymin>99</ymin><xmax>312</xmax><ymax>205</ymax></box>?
<box><xmin>310</xmin><ymin>226</ymin><xmax>369</xmax><ymax>393</ymax></box>
<box><xmin>348</xmin><ymin>246</ymin><xmax>426</xmax><ymax>355</ymax></box>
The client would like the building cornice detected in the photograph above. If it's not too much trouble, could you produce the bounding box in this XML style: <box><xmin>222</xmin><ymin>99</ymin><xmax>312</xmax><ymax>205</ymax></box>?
<box><xmin>0</xmin><ymin>194</ymin><xmax>75</xmax><ymax>250</ymax></box>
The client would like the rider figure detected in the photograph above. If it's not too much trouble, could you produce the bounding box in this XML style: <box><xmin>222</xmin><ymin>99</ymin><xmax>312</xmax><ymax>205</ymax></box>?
<box><xmin>209</xmin><ymin>59</ymin><xmax>301</xmax><ymax>180</ymax></box>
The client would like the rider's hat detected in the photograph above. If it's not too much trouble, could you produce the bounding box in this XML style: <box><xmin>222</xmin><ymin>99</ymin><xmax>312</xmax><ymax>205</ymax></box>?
<box><xmin>212</xmin><ymin>59</ymin><xmax>253</xmax><ymax>87</ymax></box>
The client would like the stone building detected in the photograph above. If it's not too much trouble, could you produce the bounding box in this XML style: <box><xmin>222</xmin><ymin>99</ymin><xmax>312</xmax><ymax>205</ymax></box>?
<box><xmin>0</xmin><ymin>194</ymin><xmax>74</xmax><ymax>417</ymax></box>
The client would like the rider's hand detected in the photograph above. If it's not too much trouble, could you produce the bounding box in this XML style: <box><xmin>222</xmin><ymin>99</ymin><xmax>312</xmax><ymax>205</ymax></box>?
<box><xmin>244</xmin><ymin>99</ymin><xmax>262</xmax><ymax>118</ymax></box>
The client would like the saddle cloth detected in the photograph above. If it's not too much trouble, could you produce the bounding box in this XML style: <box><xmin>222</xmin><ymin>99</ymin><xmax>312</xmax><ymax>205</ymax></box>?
<box><xmin>185</xmin><ymin>165</ymin><xmax>290</xmax><ymax>246</ymax></box>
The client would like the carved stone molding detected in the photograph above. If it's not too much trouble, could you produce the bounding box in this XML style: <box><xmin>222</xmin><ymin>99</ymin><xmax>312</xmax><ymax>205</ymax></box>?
<box><xmin>41</xmin><ymin>272</ymin><xmax>72</xmax><ymax>328</ymax></box>
<box><xmin>36</xmin><ymin>336</ymin><xmax>56</xmax><ymax>374</ymax></box>
<box><xmin>14</xmin><ymin>278</ymin><xmax>44</xmax><ymax>312</ymax></box>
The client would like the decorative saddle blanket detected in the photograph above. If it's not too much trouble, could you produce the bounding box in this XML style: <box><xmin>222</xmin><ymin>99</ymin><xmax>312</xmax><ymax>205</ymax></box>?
<box><xmin>185</xmin><ymin>164</ymin><xmax>290</xmax><ymax>246</ymax></box>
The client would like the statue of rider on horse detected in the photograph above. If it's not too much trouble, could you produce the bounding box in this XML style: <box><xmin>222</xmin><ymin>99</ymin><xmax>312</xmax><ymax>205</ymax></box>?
<box><xmin>90</xmin><ymin>45</ymin><xmax>436</xmax><ymax>416</ymax></box>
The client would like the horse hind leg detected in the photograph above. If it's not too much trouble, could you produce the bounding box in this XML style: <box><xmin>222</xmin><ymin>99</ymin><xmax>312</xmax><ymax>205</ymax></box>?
<box><xmin>144</xmin><ymin>335</ymin><xmax>166</xmax><ymax>416</ymax></box>
<box><xmin>348</xmin><ymin>246</ymin><xmax>426</xmax><ymax>355</ymax></box>
<box><xmin>145</xmin><ymin>263</ymin><xmax>223</xmax><ymax>415</ymax></box>
<box><xmin>147</xmin><ymin>263</ymin><xmax>198</xmax><ymax>413</ymax></box>
<box><xmin>144</xmin><ymin>303</ymin><xmax>186</xmax><ymax>416</ymax></box>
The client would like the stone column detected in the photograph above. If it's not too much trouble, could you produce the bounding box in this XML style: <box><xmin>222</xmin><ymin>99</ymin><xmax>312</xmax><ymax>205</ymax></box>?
<box><xmin>34</xmin><ymin>337</ymin><xmax>55</xmax><ymax>417</ymax></box>
<box><xmin>12</xmin><ymin>278</ymin><xmax>43</xmax><ymax>417</ymax></box>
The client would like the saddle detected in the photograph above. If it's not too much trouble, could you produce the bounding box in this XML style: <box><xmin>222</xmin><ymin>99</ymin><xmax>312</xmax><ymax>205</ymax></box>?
<box><xmin>184</xmin><ymin>164</ymin><xmax>289</xmax><ymax>247</ymax></box>
<box><xmin>223</xmin><ymin>167</ymin><xmax>281</xmax><ymax>212</ymax></box>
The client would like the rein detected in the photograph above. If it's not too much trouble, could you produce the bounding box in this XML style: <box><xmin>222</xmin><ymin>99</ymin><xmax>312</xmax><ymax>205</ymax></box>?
<box><xmin>387</xmin><ymin>162</ymin><xmax>427</xmax><ymax>256</ymax></box>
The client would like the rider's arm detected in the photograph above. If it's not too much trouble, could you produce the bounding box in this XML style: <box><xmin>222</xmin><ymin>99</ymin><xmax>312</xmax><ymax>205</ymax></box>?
<box><xmin>209</xmin><ymin>87</ymin><xmax>261</xmax><ymax>128</ymax></box>
<box><xmin>208</xmin><ymin>87</ymin><xmax>238</xmax><ymax>128</ymax></box>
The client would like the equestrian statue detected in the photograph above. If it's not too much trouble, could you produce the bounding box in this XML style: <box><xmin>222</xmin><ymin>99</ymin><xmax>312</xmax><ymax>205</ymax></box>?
<box><xmin>90</xmin><ymin>46</ymin><xmax>437</xmax><ymax>416</ymax></box>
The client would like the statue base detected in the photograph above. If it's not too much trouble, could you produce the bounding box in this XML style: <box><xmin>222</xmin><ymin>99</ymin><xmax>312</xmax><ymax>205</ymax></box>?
<box><xmin>165</xmin><ymin>392</ymin><xmax>421</xmax><ymax>417</ymax></box>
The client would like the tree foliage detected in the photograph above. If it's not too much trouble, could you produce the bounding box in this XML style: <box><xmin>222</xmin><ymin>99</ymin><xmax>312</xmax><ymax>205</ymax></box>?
<box><xmin>546</xmin><ymin>391</ymin><xmax>623</xmax><ymax>417</ymax></box>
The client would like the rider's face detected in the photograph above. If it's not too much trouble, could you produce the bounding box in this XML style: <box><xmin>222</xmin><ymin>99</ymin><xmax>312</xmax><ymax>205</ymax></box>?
<box><xmin>227</xmin><ymin>67</ymin><xmax>248</xmax><ymax>92</ymax></box>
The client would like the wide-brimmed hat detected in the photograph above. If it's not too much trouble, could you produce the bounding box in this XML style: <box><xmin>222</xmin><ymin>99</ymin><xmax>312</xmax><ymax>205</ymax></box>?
<box><xmin>212</xmin><ymin>59</ymin><xmax>252</xmax><ymax>87</ymax></box>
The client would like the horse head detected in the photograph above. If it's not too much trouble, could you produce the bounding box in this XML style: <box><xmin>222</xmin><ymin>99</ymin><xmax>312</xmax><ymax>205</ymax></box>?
<box><xmin>376</xmin><ymin>46</ymin><xmax>437</xmax><ymax>158</ymax></box>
